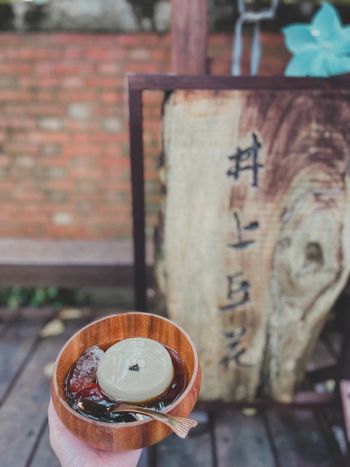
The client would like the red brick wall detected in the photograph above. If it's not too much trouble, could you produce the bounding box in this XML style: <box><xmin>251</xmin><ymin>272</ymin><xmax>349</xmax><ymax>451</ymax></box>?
<box><xmin>0</xmin><ymin>33</ymin><xmax>288</xmax><ymax>240</ymax></box>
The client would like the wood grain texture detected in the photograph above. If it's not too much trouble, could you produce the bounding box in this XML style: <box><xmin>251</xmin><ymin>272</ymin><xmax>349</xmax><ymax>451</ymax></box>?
<box><xmin>214</xmin><ymin>410</ymin><xmax>275</xmax><ymax>467</ymax></box>
<box><xmin>51</xmin><ymin>312</ymin><xmax>201</xmax><ymax>451</ymax></box>
<box><xmin>0</xmin><ymin>239</ymin><xmax>153</xmax><ymax>288</ymax></box>
<box><xmin>156</xmin><ymin>89</ymin><xmax>350</xmax><ymax>402</ymax></box>
<box><xmin>265</xmin><ymin>410</ymin><xmax>335</xmax><ymax>467</ymax></box>
<box><xmin>28</xmin><ymin>423</ymin><xmax>60</xmax><ymax>467</ymax></box>
<box><xmin>0</xmin><ymin>307</ymin><xmax>342</xmax><ymax>466</ymax></box>
<box><xmin>0</xmin><ymin>308</ymin><xmax>20</xmax><ymax>337</ymax></box>
<box><xmin>0</xmin><ymin>309</ymin><xmax>93</xmax><ymax>467</ymax></box>
<box><xmin>156</xmin><ymin>410</ymin><xmax>214</xmax><ymax>467</ymax></box>
<box><xmin>0</xmin><ymin>308</ymin><xmax>53</xmax><ymax>402</ymax></box>
<box><xmin>171</xmin><ymin>0</ymin><xmax>208</xmax><ymax>74</ymax></box>
<box><xmin>340</xmin><ymin>380</ymin><xmax>350</xmax><ymax>444</ymax></box>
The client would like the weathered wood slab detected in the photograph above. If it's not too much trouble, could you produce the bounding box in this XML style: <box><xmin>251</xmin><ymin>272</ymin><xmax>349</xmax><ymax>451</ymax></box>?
<box><xmin>156</xmin><ymin>410</ymin><xmax>214</xmax><ymax>467</ymax></box>
<box><xmin>28</xmin><ymin>423</ymin><xmax>60</xmax><ymax>467</ymax></box>
<box><xmin>0</xmin><ymin>308</ymin><xmax>54</xmax><ymax>403</ymax></box>
<box><xmin>157</xmin><ymin>89</ymin><xmax>350</xmax><ymax>401</ymax></box>
<box><xmin>0</xmin><ymin>308</ymin><xmax>20</xmax><ymax>336</ymax></box>
<box><xmin>340</xmin><ymin>380</ymin><xmax>350</xmax><ymax>446</ymax></box>
<box><xmin>0</xmin><ymin>309</ymin><xmax>95</xmax><ymax>467</ymax></box>
<box><xmin>137</xmin><ymin>447</ymin><xmax>150</xmax><ymax>467</ymax></box>
<box><xmin>214</xmin><ymin>409</ymin><xmax>275</xmax><ymax>467</ymax></box>
<box><xmin>265</xmin><ymin>410</ymin><xmax>335</xmax><ymax>467</ymax></box>
<box><xmin>0</xmin><ymin>307</ymin><xmax>343</xmax><ymax>466</ymax></box>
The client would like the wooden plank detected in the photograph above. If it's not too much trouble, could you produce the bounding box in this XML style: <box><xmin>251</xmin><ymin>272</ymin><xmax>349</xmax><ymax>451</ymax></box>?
<box><xmin>27</xmin><ymin>309</ymin><xmax>123</xmax><ymax>466</ymax></box>
<box><xmin>28</xmin><ymin>423</ymin><xmax>60</xmax><ymax>467</ymax></box>
<box><xmin>214</xmin><ymin>409</ymin><xmax>275</xmax><ymax>467</ymax></box>
<box><xmin>0</xmin><ymin>240</ymin><xmax>138</xmax><ymax>265</ymax></box>
<box><xmin>0</xmin><ymin>310</ymin><xmax>95</xmax><ymax>467</ymax></box>
<box><xmin>129</xmin><ymin>86</ymin><xmax>147</xmax><ymax>311</ymax></box>
<box><xmin>137</xmin><ymin>448</ymin><xmax>150</xmax><ymax>467</ymax></box>
<box><xmin>0</xmin><ymin>239</ymin><xmax>153</xmax><ymax>288</ymax></box>
<box><xmin>0</xmin><ymin>239</ymin><xmax>153</xmax><ymax>266</ymax></box>
<box><xmin>265</xmin><ymin>410</ymin><xmax>335</xmax><ymax>467</ymax></box>
<box><xmin>0</xmin><ymin>308</ymin><xmax>20</xmax><ymax>336</ymax></box>
<box><xmin>171</xmin><ymin>0</ymin><xmax>208</xmax><ymax>74</ymax></box>
<box><xmin>0</xmin><ymin>264</ymin><xmax>135</xmax><ymax>288</ymax></box>
<box><xmin>340</xmin><ymin>381</ymin><xmax>350</xmax><ymax>448</ymax></box>
<box><xmin>157</xmin><ymin>89</ymin><xmax>350</xmax><ymax>402</ymax></box>
<box><xmin>127</xmin><ymin>73</ymin><xmax>350</xmax><ymax>92</ymax></box>
<box><xmin>156</xmin><ymin>410</ymin><xmax>214</xmax><ymax>467</ymax></box>
<box><xmin>129</xmin><ymin>75</ymin><xmax>350</xmax><ymax>312</ymax></box>
<box><xmin>0</xmin><ymin>307</ymin><xmax>55</xmax><ymax>403</ymax></box>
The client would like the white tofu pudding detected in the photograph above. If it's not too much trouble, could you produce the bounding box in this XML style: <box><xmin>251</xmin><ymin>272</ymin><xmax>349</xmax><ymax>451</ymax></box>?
<box><xmin>96</xmin><ymin>337</ymin><xmax>174</xmax><ymax>403</ymax></box>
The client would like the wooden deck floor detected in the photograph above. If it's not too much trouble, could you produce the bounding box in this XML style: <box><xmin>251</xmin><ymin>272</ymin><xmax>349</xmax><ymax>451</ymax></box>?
<box><xmin>0</xmin><ymin>307</ymin><xmax>345</xmax><ymax>467</ymax></box>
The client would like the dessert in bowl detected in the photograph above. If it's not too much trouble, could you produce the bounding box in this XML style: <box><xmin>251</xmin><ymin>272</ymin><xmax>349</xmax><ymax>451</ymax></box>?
<box><xmin>51</xmin><ymin>312</ymin><xmax>201</xmax><ymax>450</ymax></box>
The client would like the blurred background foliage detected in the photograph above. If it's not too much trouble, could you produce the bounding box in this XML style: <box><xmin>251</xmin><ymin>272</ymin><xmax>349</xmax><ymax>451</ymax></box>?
<box><xmin>0</xmin><ymin>287</ymin><xmax>90</xmax><ymax>309</ymax></box>
<box><xmin>0</xmin><ymin>0</ymin><xmax>347</xmax><ymax>33</ymax></box>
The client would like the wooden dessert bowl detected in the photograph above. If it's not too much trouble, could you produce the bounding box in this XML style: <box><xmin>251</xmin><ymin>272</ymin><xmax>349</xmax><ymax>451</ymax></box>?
<box><xmin>51</xmin><ymin>312</ymin><xmax>201</xmax><ymax>450</ymax></box>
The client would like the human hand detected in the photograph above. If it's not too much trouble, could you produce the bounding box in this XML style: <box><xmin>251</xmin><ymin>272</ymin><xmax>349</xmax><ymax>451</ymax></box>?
<box><xmin>48</xmin><ymin>400</ymin><xmax>142</xmax><ymax>467</ymax></box>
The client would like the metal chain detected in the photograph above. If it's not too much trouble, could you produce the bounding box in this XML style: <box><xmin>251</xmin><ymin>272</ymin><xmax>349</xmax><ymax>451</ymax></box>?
<box><xmin>232</xmin><ymin>0</ymin><xmax>280</xmax><ymax>76</ymax></box>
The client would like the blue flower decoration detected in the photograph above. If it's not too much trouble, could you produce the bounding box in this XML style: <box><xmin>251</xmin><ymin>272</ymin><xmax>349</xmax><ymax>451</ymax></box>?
<box><xmin>283</xmin><ymin>2</ymin><xmax>350</xmax><ymax>77</ymax></box>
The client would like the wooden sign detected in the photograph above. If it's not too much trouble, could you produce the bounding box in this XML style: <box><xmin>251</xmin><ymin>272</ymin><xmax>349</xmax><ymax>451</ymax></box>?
<box><xmin>155</xmin><ymin>88</ymin><xmax>350</xmax><ymax>402</ymax></box>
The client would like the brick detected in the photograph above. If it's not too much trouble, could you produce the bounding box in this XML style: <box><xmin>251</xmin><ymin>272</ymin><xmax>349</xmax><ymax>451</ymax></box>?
<box><xmin>57</xmin><ymin>91</ymin><xmax>97</xmax><ymax>102</ymax></box>
<box><xmin>27</xmin><ymin>104</ymin><xmax>65</xmax><ymax>116</ymax></box>
<box><xmin>62</xmin><ymin>147</ymin><xmax>100</xmax><ymax>159</ymax></box>
<box><xmin>77</xmin><ymin>201</ymin><xmax>93</xmax><ymax>214</ymax></box>
<box><xmin>64</xmin><ymin>47</ymin><xmax>83</xmax><ymax>60</ymax></box>
<box><xmin>128</xmin><ymin>48</ymin><xmax>151</xmax><ymax>60</ymax></box>
<box><xmin>35</xmin><ymin>91</ymin><xmax>57</xmax><ymax>102</ymax></box>
<box><xmin>15</xmin><ymin>156</ymin><xmax>36</xmax><ymax>169</ymax></box>
<box><xmin>65</xmin><ymin>121</ymin><xmax>97</xmax><ymax>132</ymax></box>
<box><xmin>40</xmin><ymin>143</ymin><xmax>61</xmax><ymax>157</ymax></box>
<box><xmin>86</xmin><ymin>77</ymin><xmax>120</xmax><ymax>88</ymax></box>
<box><xmin>62</xmin><ymin>76</ymin><xmax>84</xmax><ymax>88</ymax></box>
<box><xmin>52</xmin><ymin>212</ymin><xmax>74</xmax><ymax>225</ymax></box>
<box><xmin>39</xmin><ymin>117</ymin><xmax>64</xmax><ymax>131</ymax></box>
<box><xmin>99</xmin><ymin>93</ymin><xmax>119</xmax><ymax>105</ymax></box>
<box><xmin>0</xmin><ymin>31</ymin><xmax>288</xmax><ymax>241</ymax></box>
<box><xmin>41</xmin><ymin>180</ymin><xmax>73</xmax><ymax>191</ymax></box>
<box><xmin>13</xmin><ymin>189</ymin><xmax>43</xmax><ymax>202</ymax></box>
<box><xmin>5</xmin><ymin>141</ymin><xmax>39</xmax><ymax>155</ymax></box>
<box><xmin>0</xmin><ymin>90</ymin><xmax>32</xmax><ymax>102</ymax></box>
<box><xmin>43</xmin><ymin>167</ymin><xmax>65</xmax><ymax>179</ymax></box>
<box><xmin>101</xmin><ymin>117</ymin><xmax>123</xmax><ymax>132</ymax></box>
<box><xmin>0</xmin><ymin>64</ymin><xmax>31</xmax><ymax>75</ymax></box>
<box><xmin>0</xmin><ymin>116</ymin><xmax>36</xmax><ymax>130</ymax></box>
<box><xmin>0</xmin><ymin>168</ymin><xmax>9</xmax><ymax>179</ymax></box>
<box><xmin>68</xmin><ymin>102</ymin><xmax>92</xmax><ymax>121</ymax></box>
<box><xmin>98</xmin><ymin>63</ymin><xmax>121</xmax><ymax>75</ymax></box>
<box><xmin>46</xmin><ymin>190</ymin><xmax>68</xmax><ymax>203</ymax></box>
<box><xmin>30</xmin><ymin>132</ymin><xmax>69</xmax><ymax>144</ymax></box>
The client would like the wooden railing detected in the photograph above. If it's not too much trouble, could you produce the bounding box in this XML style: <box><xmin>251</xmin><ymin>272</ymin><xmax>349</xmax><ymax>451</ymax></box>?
<box><xmin>0</xmin><ymin>239</ymin><xmax>153</xmax><ymax>288</ymax></box>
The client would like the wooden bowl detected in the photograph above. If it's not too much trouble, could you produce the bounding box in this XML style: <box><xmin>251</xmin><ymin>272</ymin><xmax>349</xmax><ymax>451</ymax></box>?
<box><xmin>51</xmin><ymin>312</ymin><xmax>201</xmax><ymax>451</ymax></box>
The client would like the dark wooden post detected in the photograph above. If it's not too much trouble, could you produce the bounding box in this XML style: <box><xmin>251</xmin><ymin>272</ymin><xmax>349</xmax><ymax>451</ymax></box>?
<box><xmin>171</xmin><ymin>0</ymin><xmax>208</xmax><ymax>74</ymax></box>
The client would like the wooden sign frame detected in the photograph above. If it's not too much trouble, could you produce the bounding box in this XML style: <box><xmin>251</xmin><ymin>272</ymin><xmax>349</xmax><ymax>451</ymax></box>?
<box><xmin>128</xmin><ymin>73</ymin><xmax>350</xmax><ymax>463</ymax></box>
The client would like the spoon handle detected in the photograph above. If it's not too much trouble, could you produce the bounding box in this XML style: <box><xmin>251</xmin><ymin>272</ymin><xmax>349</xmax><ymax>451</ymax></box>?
<box><xmin>112</xmin><ymin>404</ymin><xmax>198</xmax><ymax>439</ymax></box>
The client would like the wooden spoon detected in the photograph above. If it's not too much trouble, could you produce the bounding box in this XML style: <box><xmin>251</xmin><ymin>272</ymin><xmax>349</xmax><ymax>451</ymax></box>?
<box><xmin>77</xmin><ymin>400</ymin><xmax>198</xmax><ymax>439</ymax></box>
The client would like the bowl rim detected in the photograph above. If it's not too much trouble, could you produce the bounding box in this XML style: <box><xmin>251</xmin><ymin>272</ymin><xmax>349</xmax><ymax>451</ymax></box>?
<box><xmin>52</xmin><ymin>311</ymin><xmax>200</xmax><ymax>429</ymax></box>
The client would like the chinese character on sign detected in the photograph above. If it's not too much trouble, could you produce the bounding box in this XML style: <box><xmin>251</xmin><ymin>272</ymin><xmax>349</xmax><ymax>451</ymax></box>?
<box><xmin>227</xmin><ymin>133</ymin><xmax>263</xmax><ymax>187</ymax></box>
<box><xmin>219</xmin><ymin>272</ymin><xmax>250</xmax><ymax>312</ymax></box>
<box><xmin>229</xmin><ymin>212</ymin><xmax>259</xmax><ymax>250</ymax></box>
<box><xmin>220</xmin><ymin>327</ymin><xmax>251</xmax><ymax>368</ymax></box>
